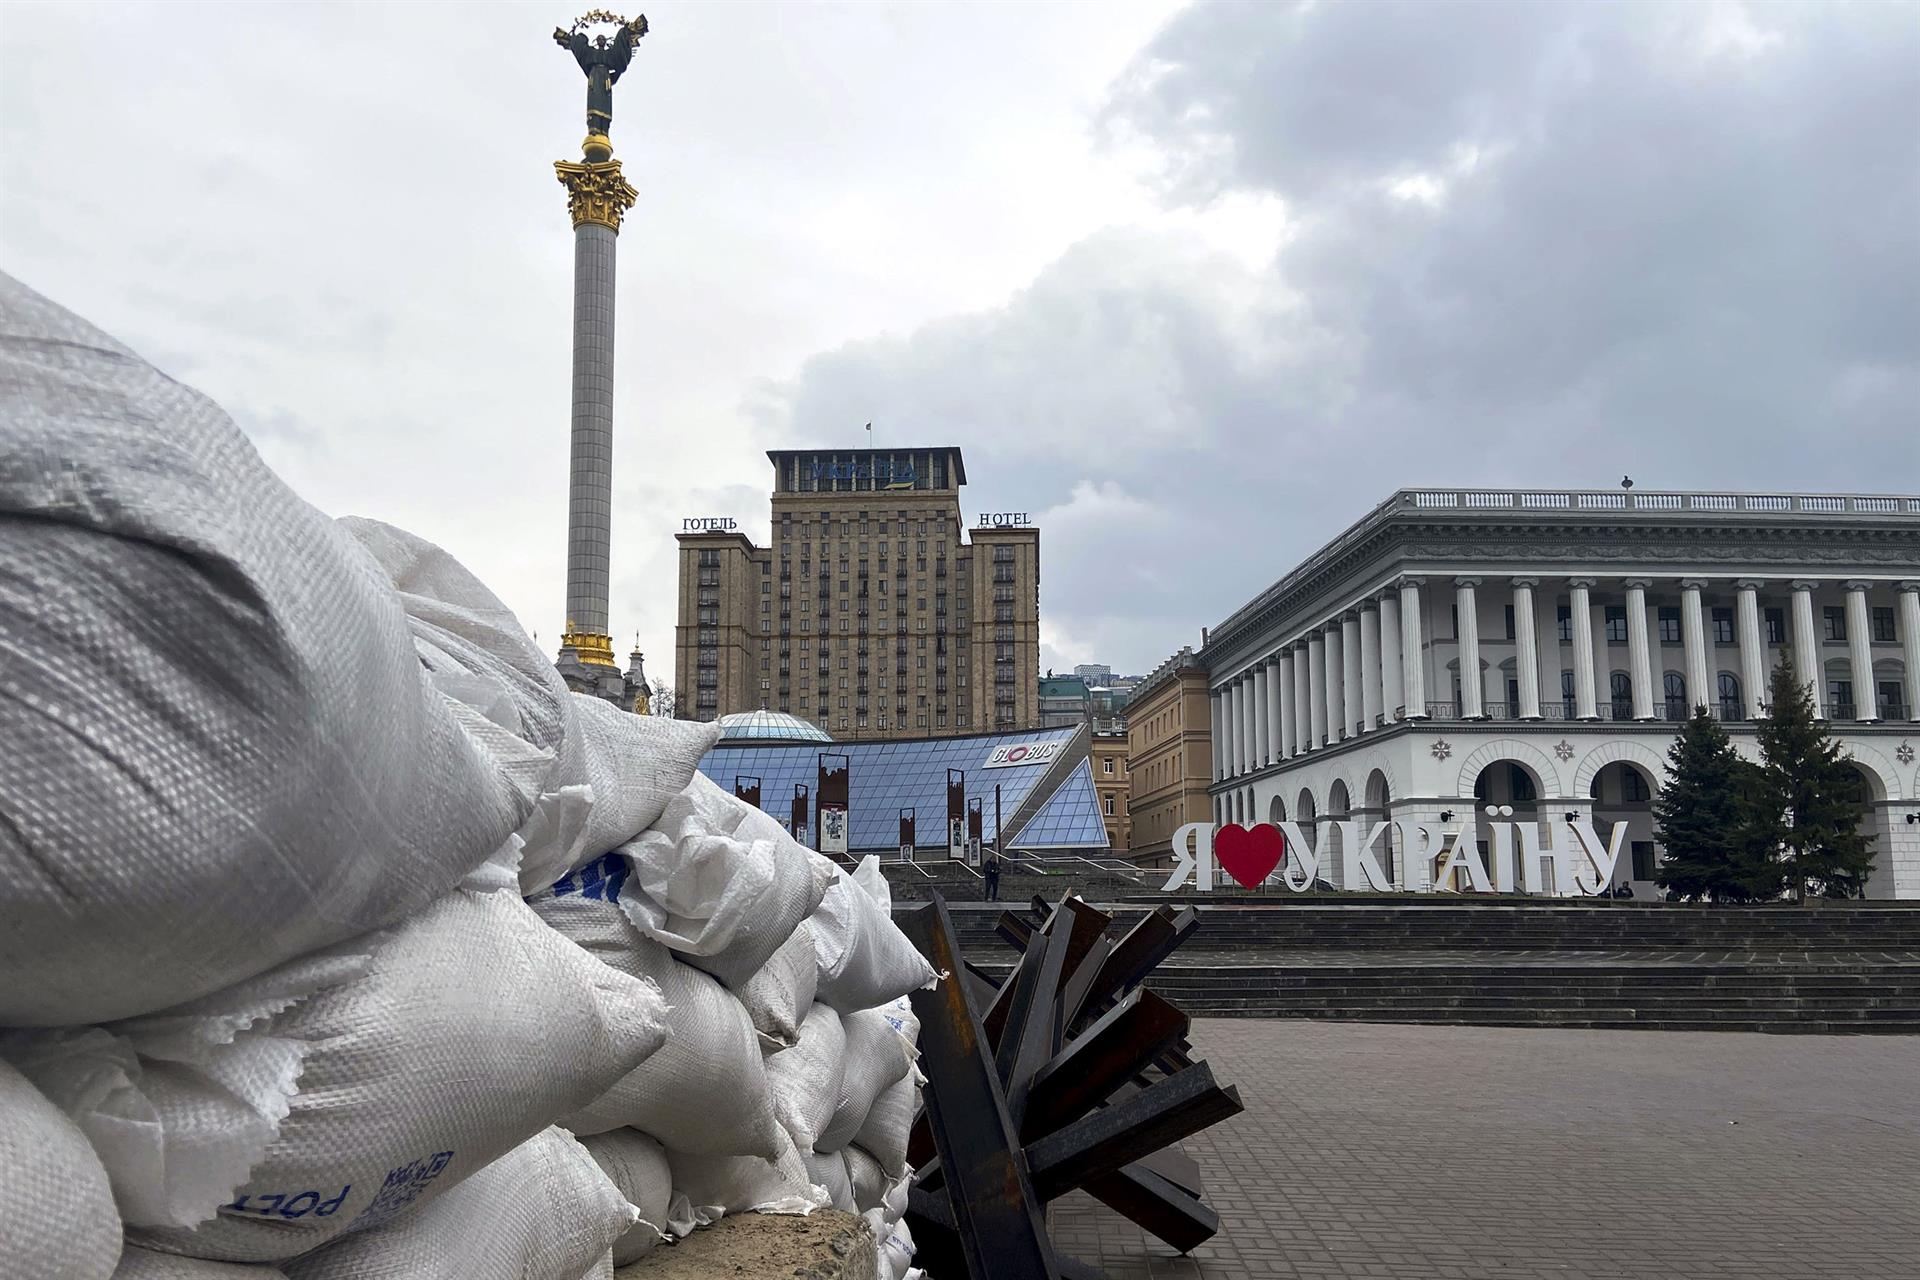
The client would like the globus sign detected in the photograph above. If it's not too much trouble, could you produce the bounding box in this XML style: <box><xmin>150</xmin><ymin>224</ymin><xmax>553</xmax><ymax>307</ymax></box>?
<box><xmin>1163</xmin><ymin>810</ymin><xmax>1630</xmax><ymax>896</ymax></box>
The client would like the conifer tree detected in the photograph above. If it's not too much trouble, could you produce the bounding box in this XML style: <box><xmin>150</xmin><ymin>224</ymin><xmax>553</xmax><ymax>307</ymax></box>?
<box><xmin>1755</xmin><ymin>653</ymin><xmax>1875</xmax><ymax>900</ymax></box>
<box><xmin>1654</xmin><ymin>709</ymin><xmax>1778</xmax><ymax>901</ymax></box>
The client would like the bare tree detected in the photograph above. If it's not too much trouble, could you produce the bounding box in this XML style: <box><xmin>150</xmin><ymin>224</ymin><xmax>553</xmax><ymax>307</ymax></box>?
<box><xmin>647</xmin><ymin>677</ymin><xmax>676</xmax><ymax>718</ymax></box>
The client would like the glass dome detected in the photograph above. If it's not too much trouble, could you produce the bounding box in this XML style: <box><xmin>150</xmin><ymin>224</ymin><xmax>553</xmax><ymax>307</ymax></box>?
<box><xmin>715</xmin><ymin>710</ymin><xmax>835</xmax><ymax>744</ymax></box>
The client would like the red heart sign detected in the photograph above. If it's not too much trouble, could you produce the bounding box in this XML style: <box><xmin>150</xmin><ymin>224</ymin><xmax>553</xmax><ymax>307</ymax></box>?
<box><xmin>1214</xmin><ymin>823</ymin><xmax>1285</xmax><ymax>889</ymax></box>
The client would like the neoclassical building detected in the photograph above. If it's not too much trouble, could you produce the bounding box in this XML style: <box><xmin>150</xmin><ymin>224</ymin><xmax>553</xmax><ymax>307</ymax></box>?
<box><xmin>1201</xmin><ymin>489</ymin><xmax>1920</xmax><ymax>898</ymax></box>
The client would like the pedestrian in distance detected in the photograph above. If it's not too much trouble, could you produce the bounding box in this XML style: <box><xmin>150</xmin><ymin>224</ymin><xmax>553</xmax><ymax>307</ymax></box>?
<box><xmin>984</xmin><ymin>851</ymin><xmax>1002</xmax><ymax>901</ymax></box>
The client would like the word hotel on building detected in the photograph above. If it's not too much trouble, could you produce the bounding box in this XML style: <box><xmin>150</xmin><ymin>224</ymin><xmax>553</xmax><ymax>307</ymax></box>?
<box><xmin>1201</xmin><ymin>488</ymin><xmax>1920</xmax><ymax>899</ymax></box>
<box><xmin>676</xmin><ymin>447</ymin><xmax>1041</xmax><ymax>740</ymax></box>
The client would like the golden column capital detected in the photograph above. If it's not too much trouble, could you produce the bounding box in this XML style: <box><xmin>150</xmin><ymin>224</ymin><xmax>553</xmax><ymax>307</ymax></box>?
<box><xmin>555</xmin><ymin>158</ymin><xmax>638</xmax><ymax>233</ymax></box>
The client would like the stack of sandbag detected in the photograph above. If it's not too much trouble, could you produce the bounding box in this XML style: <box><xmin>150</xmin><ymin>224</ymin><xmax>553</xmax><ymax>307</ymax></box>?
<box><xmin>0</xmin><ymin>276</ymin><xmax>702</xmax><ymax>1280</ymax></box>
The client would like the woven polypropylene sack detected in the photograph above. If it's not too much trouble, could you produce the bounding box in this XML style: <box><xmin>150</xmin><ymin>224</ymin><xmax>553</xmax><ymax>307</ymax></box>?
<box><xmin>801</xmin><ymin>1149</ymin><xmax>855</xmax><ymax>1214</ymax></box>
<box><xmin>739</xmin><ymin>921</ymin><xmax>818</xmax><ymax>1050</ymax></box>
<box><xmin>0</xmin><ymin>1058</ymin><xmax>121</xmax><ymax>1280</ymax></box>
<box><xmin>815</xmin><ymin>1008</ymin><xmax>914</xmax><ymax>1153</ymax></box>
<box><xmin>0</xmin><ymin>274</ymin><xmax>536</xmax><ymax>1026</ymax></box>
<box><xmin>534</xmin><ymin>884</ymin><xmax>784</xmax><ymax>1158</ymax></box>
<box><xmin>620</xmin><ymin>774</ymin><xmax>838</xmax><ymax>989</ymax></box>
<box><xmin>8</xmin><ymin>875</ymin><xmax>666</xmax><ymax>1262</ymax></box>
<box><xmin>114</xmin><ymin>1250</ymin><xmax>288</xmax><ymax>1279</ymax></box>
<box><xmin>865</xmin><ymin>1209</ymin><xmax>916</xmax><ymax>1280</ymax></box>
<box><xmin>281</xmin><ymin>1128</ymin><xmax>632</xmax><ymax>1280</ymax></box>
<box><xmin>764</xmin><ymin>1003</ymin><xmax>846</xmax><ymax>1152</ymax></box>
<box><xmin>579</xmin><ymin>1130</ymin><xmax>671</xmax><ymax>1265</ymax></box>
<box><xmin>664</xmin><ymin>1129</ymin><xmax>823</xmax><ymax>1222</ymax></box>
<box><xmin>809</xmin><ymin>865</ymin><xmax>936</xmax><ymax>1014</ymax></box>
<box><xmin>336</xmin><ymin>519</ymin><xmax>719</xmax><ymax>893</ymax></box>
<box><xmin>843</xmin><ymin>1145</ymin><xmax>889</xmax><ymax>1214</ymax></box>
<box><xmin>852</xmin><ymin>1074</ymin><xmax>917</xmax><ymax>1178</ymax></box>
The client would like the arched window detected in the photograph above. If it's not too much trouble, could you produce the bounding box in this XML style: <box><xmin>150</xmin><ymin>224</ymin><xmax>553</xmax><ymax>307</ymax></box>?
<box><xmin>1663</xmin><ymin>672</ymin><xmax>1687</xmax><ymax>720</ymax></box>
<box><xmin>1718</xmin><ymin>672</ymin><xmax>1742</xmax><ymax>721</ymax></box>
<box><xmin>1609</xmin><ymin>672</ymin><xmax>1633</xmax><ymax>721</ymax></box>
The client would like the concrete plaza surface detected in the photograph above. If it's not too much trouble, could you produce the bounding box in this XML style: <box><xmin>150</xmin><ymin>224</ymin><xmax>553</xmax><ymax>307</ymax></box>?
<box><xmin>1048</xmin><ymin>1020</ymin><xmax>1920</xmax><ymax>1279</ymax></box>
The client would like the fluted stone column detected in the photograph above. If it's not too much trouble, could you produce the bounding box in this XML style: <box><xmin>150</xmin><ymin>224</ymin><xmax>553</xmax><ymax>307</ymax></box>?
<box><xmin>1210</xmin><ymin>689</ymin><xmax>1224</xmax><ymax>780</ymax></box>
<box><xmin>1625</xmin><ymin>579</ymin><xmax>1655</xmax><ymax>719</ymax></box>
<box><xmin>1220</xmin><ymin>684</ymin><xmax>1235</xmax><ymax>777</ymax></box>
<box><xmin>1293</xmin><ymin>642</ymin><xmax>1312</xmax><ymax>753</ymax></box>
<box><xmin>1533</xmin><ymin>582</ymin><xmax>1558</xmax><ymax>717</ymax></box>
<box><xmin>1252</xmin><ymin>664</ymin><xmax>1270</xmax><ymax>767</ymax></box>
<box><xmin>1736</xmin><ymin>580</ymin><xmax>1766</xmax><ymax>719</ymax></box>
<box><xmin>1359</xmin><ymin>604</ymin><xmax>1382</xmax><ymax>731</ymax></box>
<box><xmin>1899</xmin><ymin>583</ymin><xmax>1920</xmax><ymax>720</ymax></box>
<box><xmin>1341</xmin><ymin>614</ymin><xmax>1362</xmax><ymax>736</ymax></box>
<box><xmin>1681</xmin><ymin>579</ymin><xmax>1710</xmax><ymax>717</ymax></box>
<box><xmin>1230</xmin><ymin>678</ymin><xmax>1246</xmax><ymax>775</ymax></box>
<box><xmin>1455</xmin><ymin>578</ymin><xmax>1483</xmax><ymax>718</ymax></box>
<box><xmin>1379</xmin><ymin>592</ymin><xmax>1404</xmax><ymax>720</ymax></box>
<box><xmin>1324</xmin><ymin>624</ymin><xmax>1346</xmax><ymax>742</ymax></box>
<box><xmin>1399</xmin><ymin>579</ymin><xmax>1427</xmax><ymax>718</ymax></box>
<box><xmin>1242</xmin><ymin>674</ymin><xmax>1258</xmax><ymax>770</ymax></box>
<box><xmin>1268</xmin><ymin>655</ymin><xmax>1287</xmax><ymax>761</ymax></box>
<box><xmin>1791</xmin><ymin>580</ymin><xmax>1823</xmax><ymax>718</ymax></box>
<box><xmin>1845</xmin><ymin>582</ymin><xmax>1878</xmax><ymax>721</ymax></box>
<box><xmin>1512</xmin><ymin>578</ymin><xmax>1540</xmax><ymax>719</ymax></box>
<box><xmin>1307</xmin><ymin>634</ymin><xmax>1328</xmax><ymax>748</ymax></box>
<box><xmin>1569</xmin><ymin>579</ymin><xmax>1598</xmax><ymax>719</ymax></box>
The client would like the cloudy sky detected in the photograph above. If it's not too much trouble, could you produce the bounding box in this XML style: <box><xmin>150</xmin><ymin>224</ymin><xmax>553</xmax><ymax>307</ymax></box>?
<box><xmin>4</xmin><ymin>1</ymin><xmax>1915</xmax><ymax>679</ymax></box>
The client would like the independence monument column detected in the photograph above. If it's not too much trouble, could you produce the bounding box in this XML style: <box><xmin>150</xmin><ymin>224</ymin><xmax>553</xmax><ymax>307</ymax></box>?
<box><xmin>552</xmin><ymin>11</ymin><xmax>645</xmax><ymax>696</ymax></box>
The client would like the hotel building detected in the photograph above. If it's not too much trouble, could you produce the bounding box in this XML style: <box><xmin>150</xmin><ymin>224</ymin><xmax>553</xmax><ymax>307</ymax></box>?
<box><xmin>1201</xmin><ymin>489</ymin><xmax>1920</xmax><ymax>898</ymax></box>
<box><xmin>674</xmin><ymin>448</ymin><xmax>1041</xmax><ymax>739</ymax></box>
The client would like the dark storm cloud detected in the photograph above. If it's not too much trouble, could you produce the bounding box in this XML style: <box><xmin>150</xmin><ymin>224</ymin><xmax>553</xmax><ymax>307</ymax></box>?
<box><xmin>771</xmin><ymin>0</ymin><xmax>1920</xmax><ymax>674</ymax></box>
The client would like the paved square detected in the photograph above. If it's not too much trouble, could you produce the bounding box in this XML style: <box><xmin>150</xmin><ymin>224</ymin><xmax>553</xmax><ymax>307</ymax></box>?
<box><xmin>1048</xmin><ymin>1020</ymin><xmax>1920</xmax><ymax>1278</ymax></box>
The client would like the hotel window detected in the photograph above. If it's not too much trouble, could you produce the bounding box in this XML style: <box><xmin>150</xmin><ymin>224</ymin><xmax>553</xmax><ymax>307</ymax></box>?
<box><xmin>1711</xmin><ymin>608</ymin><xmax>1734</xmax><ymax>644</ymax></box>
<box><xmin>1872</xmin><ymin>607</ymin><xmax>1897</xmax><ymax>643</ymax></box>
<box><xmin>1764</xmin><ymin>608</ymin><xmax>1786</xmax><ymax>645</ymax></box>
<box><xmin>1824</xmin><ymin>607</ymin><xmax>1847</xmax><ymax>641</ymax></box>
<box><xmin>1604</xmin><ymin>608</ymin><xmax>1628</xmax><ymax>643</ymax></box>
<box><xmin>1657</xmin><ymin>608</ymin><xmax>1681</xmax><ymax>645</ymax></box>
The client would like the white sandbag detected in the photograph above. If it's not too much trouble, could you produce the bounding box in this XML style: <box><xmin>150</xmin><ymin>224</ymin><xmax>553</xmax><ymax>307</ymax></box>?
<box><xmin>816</xmin><ymin>1008</ymin><xmax>915</xmax><ymax>1153</ymax></box>
<box><xmin>664</xmin><ymin>1130</ymin><xmax>825</xmax><ymax>1221</ymax></box>
<box><xmin>739</xmin><ymin>921</ymin><xmax>819</xmax><ymax>1050</ymax></box>
<box><xmin>114</xmin><ymin>1249</ymin><xmax>288</xmax><ymax>1278</ymax></box>
<box><xmin>810</xmin><ymin>861</ymin><xmax>936</xmax><ymax>1014</ymax></box>
<box><xmin>864</xmin><ymin>1209</ymin><xmax>916</xmax><ymax>1280</ymax></box>
<box><xmin>338</xmin><ymin>520</ymin><xmax>721</xmax><ymax>893</ymax></box>
<box><xmin>579</xmin><ymin>1130</ymin><xmax>671</xmax><ymax>1265</ymax></box>
<box><xmin>0</xmin><ymin>274</ymin><xmax>542</xmax><ymax>1026</ymax></box>
<box><xmin>0</xmin><ymin>1058</ymin><xmax>121</xmax><ymax>1280</ymax></box>
<box><xmin>852</xmin><ymin>1074</ymin><xmax>918</xmax><ymax>1178</ymax></box>
<box><xmin>7</xmin><ymin>872</ymin><xmax>666</xmax><ymax>1262</ymax></box>
<box><xmin>852</xmin><ymin>856</ymin><xmax>893</xmax><ymax>911</ymax></box>
<box><xmin>620</xmin><ymin>774</ymin><xmax>838</xmax><ymax>988</ymax></box>
<box><xmin>843</xmin><ymin>1146</ymin><xmax>889</xmax><ymax>1214</ymax></box>
<box><xmin>801</xmin><ymin>1149</ymin><xmax>856</xmax><ymax>1214</ymax></box>
<box><xmin>281</xmin><ymin>1128</ymin><xmax>632</xmax><ymax>1280</ymax></box>
<box><xmin>765</xmin><ymin>1003</ymin><xmax>846</xmax><ymax>1152</ymax></box>
<box><xmin>533</xmin><ymin>883</ymin><xmax>784</xmax><ymax>1158</ymax></box>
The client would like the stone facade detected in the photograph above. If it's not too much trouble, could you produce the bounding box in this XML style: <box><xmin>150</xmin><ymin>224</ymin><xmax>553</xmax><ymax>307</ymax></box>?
<box><xmin>1202</xmin><ymin>489</ymin><xmax>1920</xmax><ymax>898</ymax></box>
<box><xmin>1125</xmin><ymin>646</ymin><xmax>1215</xmax><ymax>867</ymax></box>
<box><xmin>675</xmin><ymin>448</ymin><xmax>1041</xmax><ymax>739</ymax></box>
<box><xmin>1091</xmin><ymin>731</ymin><xmax>1131</xmax><ymax>852</ymax></box>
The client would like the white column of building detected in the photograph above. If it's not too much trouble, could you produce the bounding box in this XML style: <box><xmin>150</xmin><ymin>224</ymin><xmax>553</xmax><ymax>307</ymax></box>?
<box><xmin>1252</xmin><ymin>664</ymin><xmax>1270</xmax><ymax>766</ymax></box>
<box><xmin>1791</xmin><ymin>580</ymin><xmax>1823</xmax><ymax>718</ymax></box>
<box><xmin>1455</xmin><ymin>578</ymin><xmax>1483</xmax><ymax>718</ymax></box>
<box><xmin>1899</xmin><ymin>583</ymin><xmax>1920</xmax><ymax>721</ymax></box>
<box><xmin>1681</xmin><ymin>578</ymin><xmax>1711</xmax><ymax>717</ymax></box>
<box><xmin>1511</xmin><ymin>578</ymin><xmax>1541</xmax><ymax>719</ymax></box>
<box><xmin>1244</xmin><ymin>673</ymin><xmax>1259</xmax><ymax>767</ymax></box>
<box><xmin>1359</xmin><ymin>603</ymin><xmax>1382</xmax><ymax>731</ymax></box>
<box><xmin>1267</xmin><ymin>656</ymin><xmax>1282</xmax><ymax>756</ymax></box>
<box><xmin>1217</xmin><ymin>684</ymin><xmax>1233</xmax><ymax>777</ymax></box>
<box><xmin>1736</xmin><ymin>580</ymin><xmax>1766</xmax><ymax>718</ymax></box>
<box><xmin>1212</xmin><ymin>687</ymin><xmax>1227</xmax><ymax>779</ymax></box>
<box><xmin>1341</xmin><ymin>614</ymin><xmax>1362</xmax><ymax>735</ymax></box>
<box><xmin>1378</xmin><ymin>592</ymin><xmax>1404</xmax><ymax>720</ymax></box>
<box><xmin>1293</xmin><ymin>641</ymin><xmax>1313</xmax><ymax>752</ymax></box>
<box><xmin>1625</xmin><ymin>579</ymin><xmax>1656</xmax><ymax>719</ymax></box>
<box><xmin>1307</xmin><ymin>634</ymin><xmax>1328</xmax><ymax>748</ymax></box>
<box><xmin>1236</xmin><ymin>676</ymin><xmax>1253</xmax><ymax>773</ymax></box>
<box><xmin>1568</xmin><ymin>579</ymin><xmax>1598</xmax><ymax>719</ymax></box>
<box><xmin>1399</xmin><ymin>579</ymin><xmax>1427</xmax><ymax>718</ymax></box>
<box><xmin>1533</xmin><ymin>582</ymin><xmax>1559</xmax><ymax>716</ymax></box>
<box><xmin>1322</xmin><ymin>623</ymin><xmax>1345</xmax><ymax>742</ymax></box>
<box><xmin>1845</xmin><ymin>582</ymin><xmax>1878</xmax><ymax>721</ymax></box>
